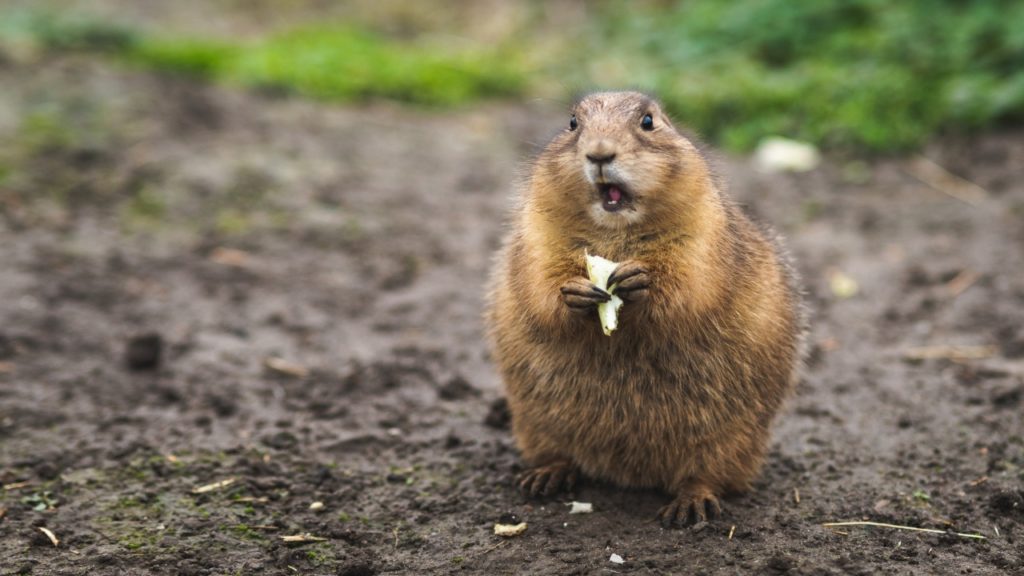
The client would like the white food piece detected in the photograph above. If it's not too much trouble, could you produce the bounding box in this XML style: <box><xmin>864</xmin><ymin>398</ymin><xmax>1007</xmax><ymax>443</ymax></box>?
<box><xmin>567</xmin><ymin>501</ymin><xmax>594</xmax><ymax>514</ymax></box>
<box><xmin>754</xmin><ymin>136</ymin><xmax>820</xmax><ymax>173</ymax></box>
<box><xmin>493</xmin><ymin>522</ymin><xmax>528</xmax><ymax>537</ymax></box>
<box><xmin>609</xmin><ymin>553</ymin><xmax>625</xmax><ymax>564</ymax></box>
<box><xmin>585</xmin><ymin>252</ymin><xmax>624</xmax><ymax>336</ymax></box>
<box><xmin>309</xmin><ymin>501</ymin><xmax>325</xmax><ymax>511</ymax></box>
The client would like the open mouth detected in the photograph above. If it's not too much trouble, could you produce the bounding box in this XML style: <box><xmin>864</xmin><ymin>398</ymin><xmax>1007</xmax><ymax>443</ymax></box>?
<box><xmin>597</xmin><ymin>183</ymin><xmax>632</xmax><ymax>213</ymax></box>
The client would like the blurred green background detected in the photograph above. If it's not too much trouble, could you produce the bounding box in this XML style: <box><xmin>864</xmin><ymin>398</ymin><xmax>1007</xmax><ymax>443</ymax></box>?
<box><xmin>2</xmin><ymin>0</ymin><xmax>1022</xmax><ymax>152</ymax></box>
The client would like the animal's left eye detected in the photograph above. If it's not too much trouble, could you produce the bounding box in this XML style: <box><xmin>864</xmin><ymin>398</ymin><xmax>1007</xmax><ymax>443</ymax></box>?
<box><xmin>640</xmin><ymin>114</ymin><xmax>654</xmax><ymax>131</ymax></box>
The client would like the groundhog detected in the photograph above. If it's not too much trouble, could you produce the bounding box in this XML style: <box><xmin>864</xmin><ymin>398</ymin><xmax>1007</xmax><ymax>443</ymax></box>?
<box><xmin>485</xmin><ymin>91</ymin><xmax>805</xmax><ymax>527</ymax></box>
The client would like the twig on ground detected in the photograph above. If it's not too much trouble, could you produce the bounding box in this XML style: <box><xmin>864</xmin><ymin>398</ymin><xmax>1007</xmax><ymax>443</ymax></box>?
<box><xmin>86</xmin><ymin>526</ymin><xmax>117</xmax><ymax>544</ymax></box>
<box><xmin>208</xmin><ymin>247</ymin><xmax>254</xmax><ymax>268</ymax></box>
<box><xmin>822</xmin><ymin>521</ymin><xmax>986</xmax><ymax>540</ymax></box>
<box><xmin>946</xmin><ymin>269</ymin><xmax>980</xmax><ymax>297</ymax></box>
<box><xmin>264</xmin><ymin>357</ymin><xmax>310</xmax><ymax>379</ymax></box>
<box><xmin>793</xmin><ymin>488</ymin><xmax>801</xmax><ymax>505</ymax></box>
<box><xmin>280</xmin><ymin>533</ymin><xmax>328</xmax><ymax>543</ymax></box>
<box><xmin>902</xmin><ymin>345</ymin><xmax>998</xmax><ymax>361</ymax></box>
<box><xmin>192</xmin><ymin>478</ymin><xmax>236</xmax><ymax>494</ymax></box>
<box><xmin>906</xmin><ymin>156</ymin><xmax>989</xmax><ymax>206</ymax></box>
<box><xmin>728</xmin><ymin>525</ymin><xmax>735</xmax><ymax>540</ymax></box>
<box><xmin>232</xmin><ymin>497</ymin><xmax>269</xmax><ymax>504</ymax></box>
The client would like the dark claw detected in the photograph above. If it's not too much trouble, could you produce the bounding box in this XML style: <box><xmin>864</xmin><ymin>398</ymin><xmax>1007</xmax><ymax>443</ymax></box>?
<box><xmin>565</xmin><ymin>298</ymin><xmax>608</xmax><ymax>310</ymax></box>
<box><xmin>561</xmin><ymin>278</ymin><xmax>611</xmax><ymax>311</ymax></box>
<box><xmin>607</xmin><ymin>261</ymin><xmax>647</xmax><ymax>289</ymax></box>
<box><xmin>560</xmin><ymin>284</ymin><xmax>611</xmax><ymax>300</ymax></box>
<box><xmin>608</xmin><ymin>261</ymin><xmax>650</xmax><ymax>303</ymax></box>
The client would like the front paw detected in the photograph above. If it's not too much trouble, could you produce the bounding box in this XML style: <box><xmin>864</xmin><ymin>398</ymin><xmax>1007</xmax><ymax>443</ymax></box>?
<box><xmin>560</xmin><ymin>277</ymin><xmax>611</xmax><ymax>313</ymax></box>
<box><xmin>608</xmin><ymin>260</ymin><xmax>650</xmax><ymax>302</ymax></box>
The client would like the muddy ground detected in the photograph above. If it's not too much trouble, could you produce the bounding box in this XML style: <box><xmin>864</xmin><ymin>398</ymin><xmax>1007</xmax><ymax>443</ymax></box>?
<box><xmin>1</xmin><ymin>49</ymin><xmax>1024</xmax><ymax>575</ymax></box>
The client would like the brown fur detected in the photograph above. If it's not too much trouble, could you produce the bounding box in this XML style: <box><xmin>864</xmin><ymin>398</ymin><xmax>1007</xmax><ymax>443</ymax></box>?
<box><xmin>485</xmin><ymin>92</ymin><xmax>805</xmax><ymax>526</ymax></box>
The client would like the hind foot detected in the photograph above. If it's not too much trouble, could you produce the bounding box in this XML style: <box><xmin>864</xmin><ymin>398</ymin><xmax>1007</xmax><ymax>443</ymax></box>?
<box><xmin>658</xmin><ymin>482</ymin><xmax>722</xmax><ymax>528</ymax></box>
<box><xmin>517</xmin><ymin>460</ymin><xmax>579</xmax><ymax>498</ymax></box>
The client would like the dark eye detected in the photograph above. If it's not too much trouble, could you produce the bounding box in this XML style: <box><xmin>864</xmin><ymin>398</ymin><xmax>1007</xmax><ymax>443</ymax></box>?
<box><xmin>641</xmin><ymin>113</ymin><xmax>654</xmax><ymax>131</ymax></box>
<box><xmin>569</xmin><ymin>114</ymin><xmax>578</xmax><ymax>131</ymax></box>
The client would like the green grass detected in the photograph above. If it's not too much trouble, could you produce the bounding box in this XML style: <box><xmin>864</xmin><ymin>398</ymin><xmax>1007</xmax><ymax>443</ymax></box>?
<box><xmin>577</xmin><ymin>0</ymin><xmax>1024</xmax><ymax>151</ymax></box>
<box><xmin>0</xmin><ymin>11</ymin><xmax>525</xmax><ymax>107</ymax></box>
<box><xmin>129</xmin><ymin>28</ymin><xmax>524</xmax><ymax>105</ymax></box>
<box><xmin>2</xmin><ymin>3</ymin><xmax>1023</xmax><ymax>152</ymax></box>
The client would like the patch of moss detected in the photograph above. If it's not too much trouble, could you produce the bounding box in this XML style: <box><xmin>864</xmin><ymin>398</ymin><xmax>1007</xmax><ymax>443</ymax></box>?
<box><xmin>304</xmin><ymin>543</ymin><xmax>336</xmax><ymax>565</ymax></box>
<box><xmin>229</xmin><ymin>523</ymin><xmax>266</xmax><ymax>541</ymax></box>
<box><xmin>120</xmin><ymin>185</ymin><xmax>168</xmax><ymax>231</ymax></box>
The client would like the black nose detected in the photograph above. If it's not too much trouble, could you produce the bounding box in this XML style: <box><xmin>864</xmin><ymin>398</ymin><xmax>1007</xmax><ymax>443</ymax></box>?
<box><xmin>586</xmin><ymin>152</ymin><xmax>616</xmax><ymax>164</ymax></box>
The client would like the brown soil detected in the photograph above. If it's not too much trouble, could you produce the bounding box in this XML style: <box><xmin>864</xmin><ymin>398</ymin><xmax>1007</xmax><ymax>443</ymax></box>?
<box><xmin>1</xmin><ymin>53</ymin><xmax>1023</xmax><ymax>575</ymax></box>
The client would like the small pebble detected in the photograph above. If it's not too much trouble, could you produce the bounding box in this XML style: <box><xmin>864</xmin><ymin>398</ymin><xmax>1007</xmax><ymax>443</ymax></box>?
<box><xmin>125</xmin><ymin>333</ymin><xmax>162</xmax><ymax>370</ymax></box>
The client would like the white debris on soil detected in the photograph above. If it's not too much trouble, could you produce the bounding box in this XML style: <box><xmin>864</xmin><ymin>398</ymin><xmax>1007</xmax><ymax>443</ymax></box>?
<box><xmin>754</xmin><ymin>136</ymin><xmax>821</xmax><ymax>173</ymax></box>
<box><xmin>609</xmin><ymin>553</ymin><xmax>625</xmax><ymax>564</ymax></box>
<box><xmin>493</xmin><ymin>522</ymin><xmax>528</xmax><ymax>537</ymax></box>
<box><xmin>280</xmin><ymin>534</ymin><xmax>327</xmax><ymax>543</ymax></box>
<box><xmin>263</xmin><ymin>357</ymin><xmax>310</xmax><ymax>379</ymax></box>
<box><xmin>191</xmin><ymin>477</ymin><xmax>236</xmax><ymax>494</ymax></box>
<box><xmin>827</xmin><ymin>268</ymin><xmax>859</xmax><ymax>299</ymax></box>
<box><xmin>567</xmin><ymin>501</ymin><xmax>593</xmax><ymax>514</ymax></box>
<box><xmin>309</xmin><ymin>501</ymin><xmax>324</xmax><ymax>512</ymax></box>
<box><xmin>39</xmin><ymin>527</ymin><xmax>59</xmax><ymax>547</ymax></box>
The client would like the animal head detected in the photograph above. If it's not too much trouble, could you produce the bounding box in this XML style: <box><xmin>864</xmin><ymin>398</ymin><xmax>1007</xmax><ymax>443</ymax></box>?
<box><xmin>533</xmin><ymin>91</ymin><xmax>711</xmax><ymax>231</ymax></box>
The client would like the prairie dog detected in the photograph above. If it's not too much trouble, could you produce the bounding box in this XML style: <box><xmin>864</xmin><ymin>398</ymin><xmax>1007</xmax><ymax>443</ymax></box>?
<box><xmin>486</xmin><ymin>91</ymin><xmax>805</xmax><ymax>526</ymax></box>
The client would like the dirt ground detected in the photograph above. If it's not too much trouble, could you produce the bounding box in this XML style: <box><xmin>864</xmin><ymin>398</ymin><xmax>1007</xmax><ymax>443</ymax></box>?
<box><xmin>2</xmin><ymin>49</ymin><xmax>1024</xmax><ymax>575</ymax></box>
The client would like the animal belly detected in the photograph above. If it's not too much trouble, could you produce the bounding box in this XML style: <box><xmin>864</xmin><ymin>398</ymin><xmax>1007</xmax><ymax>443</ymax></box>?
<box><xmin>519</xmin><ymin>362</ymin><xmax>698</xmax><ymax>491</ymax></box>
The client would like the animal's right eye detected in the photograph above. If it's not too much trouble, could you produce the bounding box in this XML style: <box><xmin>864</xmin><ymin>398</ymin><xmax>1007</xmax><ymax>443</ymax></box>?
<box><xmin>569</xmin><ymin>114</ymin><xmax>578</xmax><ymax>131</ymax></box>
